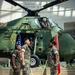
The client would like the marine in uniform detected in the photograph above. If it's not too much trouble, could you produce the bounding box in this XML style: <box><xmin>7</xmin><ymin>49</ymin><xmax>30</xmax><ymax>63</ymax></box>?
<box><xmin>21</xmin><ymin>38</ymin><xmax>31</xmax><ymax>75</ymax></box>
<box><xmin>47</xmin><ymin>39</ymin><xmax>59</xmax><ymax>75</ymax></box>
<box><xmin>12</xmin><ymin>44</ymin><xmax>22</xmax><ymax>75</ymax></box>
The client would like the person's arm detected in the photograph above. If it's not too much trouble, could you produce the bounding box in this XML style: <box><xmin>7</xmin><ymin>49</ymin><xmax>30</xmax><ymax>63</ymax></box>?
<box><xmin>21</xmin><ymin>49</ymin><xmax>25</xmax><ymax>66</ymax></box>
<box><xmin>21</xmin><ymin>52</ymin><xmax>25</xmax><ymax>65</ymax></box>
<box><xmin>12</xmin><ymin>56</ymin><xmax>17</xmax><ymax>69</ymax></box>
<box><xmin>54</xmin><ymin>47</ymin><xmax>59</xmax><ymax>67</ymax></box>
<box><xmin>54</xmin><ymin>54</ymin><xmax>59</xmax><ymax>66</ymax></box>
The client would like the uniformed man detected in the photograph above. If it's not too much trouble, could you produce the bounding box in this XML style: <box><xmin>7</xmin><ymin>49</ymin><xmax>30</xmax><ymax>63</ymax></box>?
<box><xmin>47</xmin><ymin>39</ymin><xmax>59</xmax><ymax>75</ymax></box>
<box><xmin>12</xmin><ymin>44</ymin><xmax>22</xmax><ymax>75</ymax></box>
<box><xmin>21</xmin><ymin>38</ymin><xmax>31</xmax><ymax>75</ymax></box>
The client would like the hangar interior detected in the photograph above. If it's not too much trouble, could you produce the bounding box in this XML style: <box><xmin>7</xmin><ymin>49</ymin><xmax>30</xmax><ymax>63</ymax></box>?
<box><xmin>0</xmin><ymin>0</ymin><xmax>75</xmax><ymax>57</ymax></box>
<box><xmin>0</xmin><ymin>1</ymin><xmax>75</xmax><ymax>75</ymax></box>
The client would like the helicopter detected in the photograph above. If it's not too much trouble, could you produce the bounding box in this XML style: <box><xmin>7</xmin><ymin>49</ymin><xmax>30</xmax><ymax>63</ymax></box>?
<box><xmin>0</xmin><ymin>0</ymin><xmax>75</xmax><ymax>67</ymax></box>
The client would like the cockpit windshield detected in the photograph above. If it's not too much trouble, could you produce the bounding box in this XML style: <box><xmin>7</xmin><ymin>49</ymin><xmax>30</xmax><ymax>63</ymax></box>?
<box><xmin>28</xmin><ymin>17</ymin><xmax>41</xmax><ymax>28</ymax></box>
<box><xmin>38</xmin><ymin>17</ymin><xmax>56</xmax><ymax>29</ymax></box>
<box><xmin>48</xmin><ymin>19</ymin><xmax>56</xmax><ymax>27</ymax></box>
<box><xmin>35</xmin><ymin>19</ymin><xmax>41</xmax><ymax>28</ymax></box>
<box><xmin>28</xmin><ymin>17</ymin><xmax>56</xmax><ymax>29</ymax></box>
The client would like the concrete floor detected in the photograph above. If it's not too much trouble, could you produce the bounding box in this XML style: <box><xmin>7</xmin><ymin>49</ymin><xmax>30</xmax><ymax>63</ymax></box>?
<box><xmin>0</xmin><ymin>67</ymin><xmax>75</xmax><ymax>75</ymax></box>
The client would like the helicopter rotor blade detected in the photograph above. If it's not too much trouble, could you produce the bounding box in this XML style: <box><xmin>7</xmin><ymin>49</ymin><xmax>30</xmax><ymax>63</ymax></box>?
<box><xmin>5</xmin><ymin>0</ymin><xmax>17</xmax><ymax>6</ymax></box>
<box><xmin>38</xmin><ymin>0</ymin><xmax>68</xmax><ymax>12</ymax></box>
<box><xmin>5</xmin><ymin>0</ymin><xmax>30</xmax><ymax>12</ymax></box>
<box><xmin>5</xmin><ymin>0</ymin><xmax>68</xmax><ymax>16</ymax></box>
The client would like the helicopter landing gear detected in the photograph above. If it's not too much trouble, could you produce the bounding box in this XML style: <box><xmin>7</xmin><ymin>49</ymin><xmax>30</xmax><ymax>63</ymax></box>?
<box><xmin>30</xmin><ymin>55</ymin><xmax>40</xmax><ymax>68</ymax></box>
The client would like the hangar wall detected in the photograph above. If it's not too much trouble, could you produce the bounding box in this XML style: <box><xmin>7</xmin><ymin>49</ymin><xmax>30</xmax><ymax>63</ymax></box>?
<box><xmin>0</xmin><ymin>0</ymin><xmax>75</xmax><ymax>29</ymax></box>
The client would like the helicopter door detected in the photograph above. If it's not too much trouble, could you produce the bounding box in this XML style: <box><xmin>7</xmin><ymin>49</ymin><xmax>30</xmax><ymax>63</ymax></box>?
<box><xmin>16</xmin><ymin>33</ymin><xmax>35</xmax><ymax>50</ymax></box>
<box><xmin>16</xmin><ymin>33</ymin><xmax>40</xmax><ymax>67</ymax></box>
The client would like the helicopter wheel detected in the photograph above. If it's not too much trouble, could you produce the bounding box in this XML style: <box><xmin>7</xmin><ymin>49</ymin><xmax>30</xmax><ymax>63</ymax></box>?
<box><xmin>30</xmin><ymin>55</ymin><xmax>40</xmax><ymax>68</ymax></box>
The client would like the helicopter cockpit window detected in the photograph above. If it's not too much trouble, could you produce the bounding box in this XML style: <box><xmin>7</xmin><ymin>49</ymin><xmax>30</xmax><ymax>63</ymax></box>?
<box><xmin>38</xmin><ymin>17</ymin><xmax>51</xmax><ymax>29</ymax></box>
<box><xmin>35</xmin><ymin>19</ymin><xmax>41</xmax><ymax>28</ymax></box>
<box><xmin>48</xmin><ymin>19</ymin><xmax>56</xmax><ymax>27</ymax></box>
<box><xmin>28</xmin><ymin>18</ymin><xmax>41</xmax><ymax>28</ymax></box>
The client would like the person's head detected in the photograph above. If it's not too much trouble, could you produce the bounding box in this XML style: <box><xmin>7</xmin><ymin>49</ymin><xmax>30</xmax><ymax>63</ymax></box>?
<box><xmin>42</xmin><ymin>18</ymin><xmax>47</xmax><ymax>24</ymax></box>
<box><xmin>24</xmin><ymin>38</ymin><xmax>30</xmax><ymax>46</ymax></box>
<box><xmin>16</xmin><ymin>44</ymin><xmax>21</xmax><ymax>51</ymax></box>
<box><xmin>42</xmin><ymin>17</ymin><xmax>47</xmax><ymax>22</ymax></box>
<box><xmin>49</xmin><ymin>38</ymin><xmax>56</xmax><ymax>48</ymax></box>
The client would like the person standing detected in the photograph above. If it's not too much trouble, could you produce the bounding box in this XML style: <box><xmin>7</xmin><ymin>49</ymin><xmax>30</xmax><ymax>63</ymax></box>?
<box><xmin>47</xmin><ymin>39</ymin><xmax>59</xmax><ymax>75</ymax></box>
<box><xmin>21</xmin><ymin>38</ymin><xmax>31</xmax><ymax>75</ymax></box>
<box><xmin>12</xmin><ymin>44</ymin><xmax>22</xmax><ymax>75</ymax></box>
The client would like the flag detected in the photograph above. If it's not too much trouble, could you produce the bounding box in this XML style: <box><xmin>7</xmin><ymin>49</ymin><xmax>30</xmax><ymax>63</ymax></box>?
<box><xmin>57</xmin><ymin>63</ymin><xmax>61</xmax><ymax>75</ymax></box>
<box><xmin>54</xmin><ymin>33</ymin><xmax>61</xmax><ymax>75</ymax></box>
<box><xmin>54</xmin><ymin>33</ymin><xmax>59</xmax><ymax>49</ymax></box>
<box><xmin>17</xmin><ymin>34</ymin><xmax>22</xmax><ymax>46</ymax></box>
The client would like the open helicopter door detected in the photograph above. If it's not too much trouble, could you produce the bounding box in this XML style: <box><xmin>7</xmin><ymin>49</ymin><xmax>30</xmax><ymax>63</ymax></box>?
<box><xmin>16</xmin><ymin>33</ymin><xmax>35</xmax><ymax>50</ymax></box>
<box><xmin>16</xmin><ymin>33</ymin><xmax>40</xmax><ymax>67</ymax></box>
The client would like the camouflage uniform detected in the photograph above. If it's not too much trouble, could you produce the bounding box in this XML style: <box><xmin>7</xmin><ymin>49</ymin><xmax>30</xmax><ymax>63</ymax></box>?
<box><xmin>47</xmin><ymin>46</ymin><xmax>59</xmax><ymax>75</ymax></box>
<box><xmin>22</xmin><ymin>44</ymin><xmax>31</xmax><ymax>75</ymax></box>
<box><xmin>12</xmin><ymin>50</ymin><xmax>21</xmax><ymax>75</ymax></box>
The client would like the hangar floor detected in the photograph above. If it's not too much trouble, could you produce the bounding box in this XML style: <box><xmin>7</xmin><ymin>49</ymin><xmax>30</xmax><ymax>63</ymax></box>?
<box><xmin>0</xmin><ymin>58</ymin><xmax>75</xmax><ymax>75</ymax></box>
<box><xmin>0</xmin><ymin>67</ymin><xmax>75</xmax><ymax>75</ymax></box>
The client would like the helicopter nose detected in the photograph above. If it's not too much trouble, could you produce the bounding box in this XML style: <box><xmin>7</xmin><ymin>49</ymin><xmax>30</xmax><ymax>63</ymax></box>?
<box><xmin>58</xmin><ymin>32</ymin><xmax>75</xmax><ymax>60</ymax></box>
